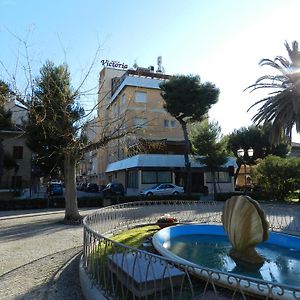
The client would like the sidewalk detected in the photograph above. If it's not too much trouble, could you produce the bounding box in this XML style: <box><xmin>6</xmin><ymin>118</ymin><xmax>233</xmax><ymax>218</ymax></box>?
<box><xmin>0</xmin><ymin>208</ymin><xmax>98</xmax><ymax>300</ymax></box>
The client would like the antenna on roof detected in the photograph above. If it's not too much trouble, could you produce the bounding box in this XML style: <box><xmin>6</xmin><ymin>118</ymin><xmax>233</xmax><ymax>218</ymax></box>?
<box><xmin>156</xmin><ymin>56</ymin><xmax>165</xmax><ymax>73</ymax></box>
<box><xmin>133</xmin><ymin>60</ymin><xmax>138</xmax><ymax>70</ymax></box>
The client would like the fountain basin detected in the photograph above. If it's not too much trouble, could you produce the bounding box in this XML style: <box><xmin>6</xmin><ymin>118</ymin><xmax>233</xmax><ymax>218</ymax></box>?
<box><xmin>152</xmin><ymin>224</ymin><xmax>300</xmax><ymax>299</ymax></box>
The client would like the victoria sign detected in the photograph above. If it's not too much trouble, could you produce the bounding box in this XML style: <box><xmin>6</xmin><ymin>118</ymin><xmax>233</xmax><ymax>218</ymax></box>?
<box><xmin>101</xmin><ymin>59</ymin><xmax>128</xmax><ymax>69</ymax></box>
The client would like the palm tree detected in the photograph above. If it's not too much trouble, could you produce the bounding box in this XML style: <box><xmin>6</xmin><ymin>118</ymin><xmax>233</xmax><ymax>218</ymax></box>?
<box><xmin>246</xmin><ymin>41</ymin><xmax>300</xmax><ymax>143</ymax></box>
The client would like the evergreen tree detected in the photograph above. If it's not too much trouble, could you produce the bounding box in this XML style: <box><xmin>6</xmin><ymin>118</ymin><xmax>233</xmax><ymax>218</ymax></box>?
<box><xmin>160</xmin><ymin>75</ymin><xmax>219</xmax><ymax>194</ymax></box>
<box><xmin>227</xmin><ymin>124</ymin><xmax>290</xmax><ymax>182</ymax></box>
<box><xmin>25</xmin><ymin>61</ymin><xmax>86</xmax><ymax>223</ymax></box>
<box><xmin>0</xmin><ymin>80</ymin><xmax>13</xmax><ymax>130</ymax></box>
<box><xmin>190</xmin><ymin>120</ymin><xmax>228</xmax><ymax>196</ymax></box>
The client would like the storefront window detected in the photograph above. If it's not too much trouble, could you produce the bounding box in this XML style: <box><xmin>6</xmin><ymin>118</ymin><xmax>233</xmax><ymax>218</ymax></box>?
<box><xmin>142</xmin><ymin>171</ymin><xmax>172</xmax><ymax>184</ymax></box>
<box><xmin>206</xmin><ymin>171</ymin><xmax>230</xmax><ymax>183</ymax></box>
<box><xmin>127</xmin><ymin>170</ymin><xmax>138</xmax><ymax>188</ymax></box>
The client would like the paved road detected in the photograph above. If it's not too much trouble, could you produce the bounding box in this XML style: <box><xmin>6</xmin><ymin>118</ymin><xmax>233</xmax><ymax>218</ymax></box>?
<box><xmin>0</xmin><ymin>208</ymin><xmax>98</xmax><ymax>300</ymax></box>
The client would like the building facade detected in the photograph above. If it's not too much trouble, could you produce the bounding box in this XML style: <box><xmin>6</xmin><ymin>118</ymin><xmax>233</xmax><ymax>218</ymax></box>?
<box><xmin>95</xmin><ymin>64</ymin><xmax>236</xmax><ymax>195</ymax></box>
<box><xmin>77</xmin><ymin>118</ymin><xmax>99</xmax><ymax>184</ymax></box>
<box><xmin>0</xmin><ymin>99</ymin><xmax>31</xmax><ymax>189</ymax></box>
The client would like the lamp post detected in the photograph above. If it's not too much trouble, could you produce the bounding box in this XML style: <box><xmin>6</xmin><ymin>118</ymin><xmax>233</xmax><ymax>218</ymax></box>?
<box><xmin>237</xmin><ymin>148</ymin><xmax>254</xmax><ymax>193</ymax></box>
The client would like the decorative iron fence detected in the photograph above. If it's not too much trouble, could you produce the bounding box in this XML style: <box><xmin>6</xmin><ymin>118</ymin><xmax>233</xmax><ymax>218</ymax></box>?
<box><xmin>82</xmin><ymin>201</ymin><xmax>300</xmax><ymax>300</ymax></box>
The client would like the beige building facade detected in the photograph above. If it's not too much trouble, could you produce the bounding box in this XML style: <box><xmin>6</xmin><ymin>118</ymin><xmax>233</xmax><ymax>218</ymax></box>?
<box><xmin>96</xmin><ymin>67</ymin><xmax>185</xmax><ymax>185</ymax></box>
<box><xmin>93</xmin><ymin>64</ymin><xmax>236</xmax><ymax>195</ymax></box>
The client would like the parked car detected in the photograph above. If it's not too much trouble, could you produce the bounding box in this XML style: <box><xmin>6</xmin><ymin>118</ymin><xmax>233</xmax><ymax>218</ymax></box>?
<box><xmin>85</xmin><ymin>183</ymin><xmax>99</xmax><ymax>193</ymax></box>
<box><xmin>77</xmin><ymin>182</ymin><xmax>87</xmax><ymax>191</ymax></box>
<box><xmin>99</xmin><ymin>184</ymin><xmax>106</xmax><ymax>192</ymax></box>
<box><xmin>102</xmin><ymin>182</ymin><xmax>125</xmax><ymax>197</ymax></box>
<box><xmin>47</xmin><ymin>183</ymin><xmax>63</xmax><ymax>196</ymax></box>
<box><xmin>140</xmin><ymin>183</ymin><xmax>184</xmax><ymax>196</ymax></box>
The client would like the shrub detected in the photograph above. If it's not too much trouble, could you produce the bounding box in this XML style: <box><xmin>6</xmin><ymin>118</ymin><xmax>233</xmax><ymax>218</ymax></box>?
<box><xmin>252</xmin><ymin>155</ymin><xmax>300</xmax><ymax>201</ymax></box>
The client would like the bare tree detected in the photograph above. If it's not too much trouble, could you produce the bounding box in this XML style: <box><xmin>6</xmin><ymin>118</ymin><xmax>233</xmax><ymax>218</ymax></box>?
<box><xmin>0</xmin><ymin>38</ymin><xmax>138</xmax><ymax>224</ymax></box>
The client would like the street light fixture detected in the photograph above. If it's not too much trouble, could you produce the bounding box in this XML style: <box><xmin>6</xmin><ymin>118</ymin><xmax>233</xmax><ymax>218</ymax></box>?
<box><xmin>237</xmin><ymin>148</ymin><xmax>254</xmax><ymax>192</ymax></box>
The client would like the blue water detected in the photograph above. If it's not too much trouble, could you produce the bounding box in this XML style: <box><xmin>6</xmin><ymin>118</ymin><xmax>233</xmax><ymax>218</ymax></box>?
<box><xmin>166</xmin><ymin>234</ymin><xmax>300</xmax><ymax>286</ymax></box>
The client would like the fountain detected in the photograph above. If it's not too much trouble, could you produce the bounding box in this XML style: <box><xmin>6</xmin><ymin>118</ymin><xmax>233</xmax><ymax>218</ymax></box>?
<box><xmin>222</xmin><ymin>196</ymin><xmax>269</xmax><ymax>267</ymax></box>
<box><xmin>152</xmin><ymin>196</ymin><xmax>300</xmax><ymax>299</ymax></box>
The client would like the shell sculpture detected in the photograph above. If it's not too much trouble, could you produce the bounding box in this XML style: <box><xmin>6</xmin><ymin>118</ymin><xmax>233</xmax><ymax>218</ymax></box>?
<box><xmin>222</xmin><ymin>195</ymin><xmax>269</xmax><ymax>267</ymax></box>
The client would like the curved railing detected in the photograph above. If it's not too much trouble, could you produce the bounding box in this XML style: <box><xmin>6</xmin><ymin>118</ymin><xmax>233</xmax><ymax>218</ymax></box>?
<box><xmin>82</xmin><ymin>200</ymin><xmax>300</xmax><ymax>300</ymax></box>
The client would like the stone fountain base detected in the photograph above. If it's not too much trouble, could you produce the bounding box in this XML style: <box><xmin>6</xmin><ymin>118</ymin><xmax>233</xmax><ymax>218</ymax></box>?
<box><xmin>229</xmin><ymin>247</ymin><xmax>264</xmax><ymax>269</ymax></box>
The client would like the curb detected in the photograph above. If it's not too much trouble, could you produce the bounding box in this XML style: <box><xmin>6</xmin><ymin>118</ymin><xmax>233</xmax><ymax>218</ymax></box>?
<box><xmin>0</xmin><ymin>209</ymin><xmax>65</xmax><ymax>220</ymax></box>
<box><xmin>79</xmin><ymin>255</ymin><xmax>107</xmax><ymax>300</ymax></box>
<box><xmin>0</xmin><ymin>207</ymin><xmax>99</xmax><ymax>221</ymax></box>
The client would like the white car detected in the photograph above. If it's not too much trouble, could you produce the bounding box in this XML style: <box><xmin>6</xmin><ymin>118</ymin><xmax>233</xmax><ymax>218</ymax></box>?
<box><xmin>140</xmin><ymin>183</ymin><xmax>184</xmax><ymax>196</ymax></box>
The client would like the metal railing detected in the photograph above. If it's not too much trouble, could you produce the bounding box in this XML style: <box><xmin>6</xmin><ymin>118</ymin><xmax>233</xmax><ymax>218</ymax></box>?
<box><xmin>82</xmin><ymin>200</ymin><xmax>300</xmax><ymax>300</ymax></box>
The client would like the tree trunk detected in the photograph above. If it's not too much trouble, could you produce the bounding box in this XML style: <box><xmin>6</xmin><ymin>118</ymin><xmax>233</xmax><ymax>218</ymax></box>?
<box><xmin>212</xmin><ymin>171</ymin><xmax>217</xmax><ymax>200</ymax></box>
<box><xmin>181</xmin><ymin>121</ymin><xmax>192</xmax><ymax>195</ymax></box>
<box><xmin>64</xmin><ymin>152</ymin><xmax>81</xmax><ymax>224</ymax></box>
<box><xmin>234</xmin><ymin>164</ymin><xmax>242</xmax><ymax>186</ymax></box>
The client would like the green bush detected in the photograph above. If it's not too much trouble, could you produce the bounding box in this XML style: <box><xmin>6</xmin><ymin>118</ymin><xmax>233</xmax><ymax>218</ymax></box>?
<box><xmin>252</xmin><ymin>155</ymin><xmax>300</xmax><ymax>201</ymax></box>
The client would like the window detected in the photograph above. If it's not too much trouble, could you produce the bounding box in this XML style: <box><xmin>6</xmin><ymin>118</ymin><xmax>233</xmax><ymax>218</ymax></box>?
<box><xmin>164</xmin><ymin>119</ymin><xmax>176</xmax><ymax>128</ymax></box>
<box><xmin>135</xmin><ymin>91</ymin><xmax>147</xmax><ymax>103</ymax></box>
<box><xmin>142</xmin><ymin>171</ymin><xmax>156</xmax><ymax>184</ymax></box>
<box><xmin>134</xmin><ymin>117</ymin><xmax>147</xmax><ymax>128</ymax></box>
<box><xmin>170</xmin><ymin>120</ymin><xmax>176</xmax><ymax>128</ymax></box>
<box><xmin>113</xmin><ymin>103</ymin><xmax>118</xmax><ymax>116</ymax></box>
<box><xmin>13</xmin><ymin>146</ymin><xmax>23</xmax><ymax>159</ymax></box>
<box><xmin>121</xmin><ymin>94</ymin><xmax>126</xmax><ymax>106</ymax></box>
<box><xmin>157</xmin><ymin>171</ymin><xmax>172</xmax><ymax>183</ymax></box>
<box><xmin>142</xmin><ymin>171</ymin><xmax>172</xmax><ymax>184</ymax></box>
<box><xmin>206</xmin><ymin>171</ymin><xmax>230</xmax><ymax>183</ymax></box>
<box><xmin>127</xmin><ymin>170</ymin><xmax>138</xmax><ymax>188</ymax></box>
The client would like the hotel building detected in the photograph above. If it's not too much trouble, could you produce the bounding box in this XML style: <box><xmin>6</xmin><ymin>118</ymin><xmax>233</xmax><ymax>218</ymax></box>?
<box><xmin>94</xmin><ymin>62</ymin><xmax>236</xmax><ymax>195</ymax></box>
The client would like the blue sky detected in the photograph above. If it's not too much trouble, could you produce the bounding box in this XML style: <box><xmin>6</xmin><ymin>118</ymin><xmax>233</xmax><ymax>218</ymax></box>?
<box><xmin>1</xmin><ymin>0</ymin><xmax>300</xmax><ymax>141</ymax></box>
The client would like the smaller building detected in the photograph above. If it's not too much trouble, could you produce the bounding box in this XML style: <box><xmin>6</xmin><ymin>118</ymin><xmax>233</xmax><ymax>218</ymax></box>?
<box><xmin>0</xmin><ymin>99</ymin><xmax>31</xmax><ymax>190</ymax></box>
<box><xmin>105</xmin><ymin>154</ymin><xmax>237</xmax><ymax>195</ymax></box>
<box><xmin>0</xmin><ymin>129</ymin><xmax>31</xmax><ymax>189</ymax></box>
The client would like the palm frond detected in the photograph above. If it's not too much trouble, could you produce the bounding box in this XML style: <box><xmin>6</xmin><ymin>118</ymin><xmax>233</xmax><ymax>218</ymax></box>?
<box><xmin>285</xmin><ymin>41</ymin><xmax>300</xmax><ymax>67</ymax></box>
<box><xmin>247</xmin><ymin>41</ymin><xmax>300</xmax><ymax>144</ymax></box>
<box><xmin>259</xmin><ymin>58</ymin><xmax>287</xmax><ymax>74</ymax></box>
<box><xmin>274</xmin><ymin>56</ymin><xmax>291</xmax><ymax>69</ymax></box>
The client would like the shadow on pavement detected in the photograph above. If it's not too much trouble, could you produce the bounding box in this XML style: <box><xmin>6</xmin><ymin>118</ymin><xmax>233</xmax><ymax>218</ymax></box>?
<box><xmin>0</xmin><ymin>247</ymin><xmax>84</xmax><ymax>300</ymax></box>
<box><xmin>0</xmin><ymin>215</ymin><xmax>83</xmax><ymax>242</ymax></box>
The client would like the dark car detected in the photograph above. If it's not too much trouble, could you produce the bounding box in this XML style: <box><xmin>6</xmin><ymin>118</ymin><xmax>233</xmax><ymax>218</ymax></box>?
<box><xmin>47</xmin><ymin>183</ymin><xmax>63</xmax><ymax>196</ymax></box>
<box><xmin>102</xmin><ymin>182</ymin><xmax>125</xmax><ymax>197</ymax></box>
<box><xmin>85</xmin><ymin>183</ymin><xmax>99</xmax><ymax>193</ymax></box>
<box><xmin>78</xmin><ymin>182</ymin><xmax>87</xmax><ymax>191</ymax></box>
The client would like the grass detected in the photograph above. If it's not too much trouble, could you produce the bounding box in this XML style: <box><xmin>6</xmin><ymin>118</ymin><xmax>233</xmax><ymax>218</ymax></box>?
<box><xmin>110</xmin><ymin>225</ymin><xmax>160</xmax><ymax>249</ymax></box>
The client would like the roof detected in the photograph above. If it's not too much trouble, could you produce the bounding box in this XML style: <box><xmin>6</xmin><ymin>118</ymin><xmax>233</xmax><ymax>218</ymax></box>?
<box><xmin>105</xmin><ymin>154</ymin><xmax>237</xmax><ymax>173</ymax></box>
<box><xmin>111</xmin><ymin>76</ymin><xmax>165</xmax><ymax>103</ymax></box>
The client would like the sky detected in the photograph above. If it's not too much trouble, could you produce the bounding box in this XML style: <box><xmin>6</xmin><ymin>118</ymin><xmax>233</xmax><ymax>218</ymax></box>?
<box><xmin>1</xmin><ymin>0</ymin><xmax>300</xmax><ymax>142</ymax></box>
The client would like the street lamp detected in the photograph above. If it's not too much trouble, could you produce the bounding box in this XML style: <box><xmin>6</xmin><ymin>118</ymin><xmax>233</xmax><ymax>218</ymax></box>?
<box><xmin>237</xmin><ymin>148</ymin><xmax>254</xmax><ymax>192</ymax></box>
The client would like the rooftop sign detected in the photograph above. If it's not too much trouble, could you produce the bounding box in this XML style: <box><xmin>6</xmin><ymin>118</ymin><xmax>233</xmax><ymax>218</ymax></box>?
<box><xmin>101</xmin><ymin>59</ymin><xmax>128</xmax><ymax>69</ymax></box>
